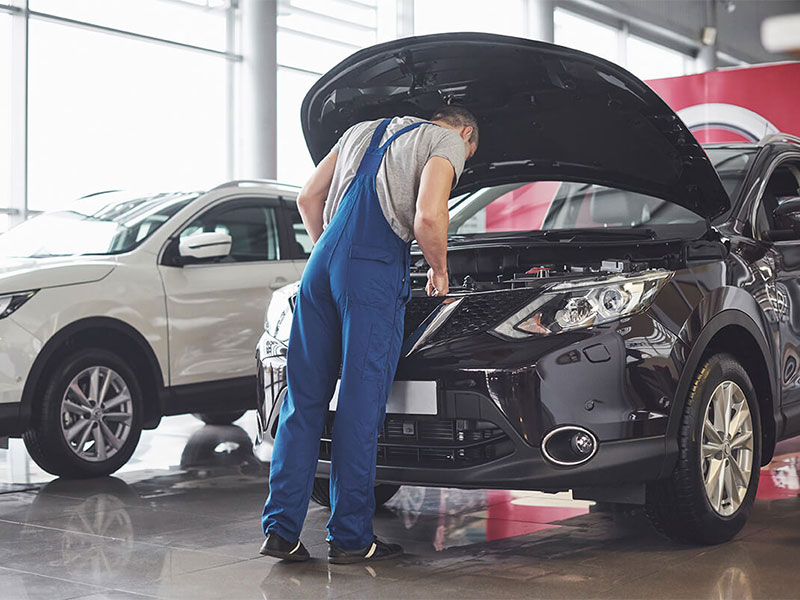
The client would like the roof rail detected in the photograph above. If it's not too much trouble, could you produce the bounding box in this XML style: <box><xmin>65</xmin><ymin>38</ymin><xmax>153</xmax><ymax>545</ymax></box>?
<box><xmin>209</xmin><ymin>179</ymin><xmax>301</xmax><ymax>193</ymax></box>
<box><xmin>758</xmin><ymin>133</ymin><xmax>800</xmax><ymax>147</ymax></box>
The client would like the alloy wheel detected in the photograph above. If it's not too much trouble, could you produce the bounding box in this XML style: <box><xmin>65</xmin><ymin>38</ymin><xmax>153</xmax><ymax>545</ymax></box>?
<box><xmin>60</xmin><ymin>366</ymin><xmax>134</xmax><ymax>463</ymax></box>
<box><xmin>701</xmin><ymin>380</ymin><xmax>754</xmax><ymax>516</ymax></box>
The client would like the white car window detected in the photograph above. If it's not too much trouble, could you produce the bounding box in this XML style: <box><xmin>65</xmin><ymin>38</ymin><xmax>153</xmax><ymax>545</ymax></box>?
<box><xmin>180</xmin><ymin>203</ymin><xmax>281</xmax><ymax>262</ymax></box>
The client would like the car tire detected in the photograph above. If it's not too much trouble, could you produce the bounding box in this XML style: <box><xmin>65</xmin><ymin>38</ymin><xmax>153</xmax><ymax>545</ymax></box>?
<box><xmin>23</xmin><ymin>348</ymin><xmax>144</xmax><ymax>478</ymax></box>
<box><xmin>645</xmin><ymin>353</ymin><xmax>761</xmax><ymax>545</ymax></box>
<box><xmin>310</xmin><ymin>477</ymin><xmax>400</xmax><ymax>508</ymax></box>
<box><xmin>192</xmin><ymin>410</ymin><xmax>247</xmax><ymax>426</ymax></box>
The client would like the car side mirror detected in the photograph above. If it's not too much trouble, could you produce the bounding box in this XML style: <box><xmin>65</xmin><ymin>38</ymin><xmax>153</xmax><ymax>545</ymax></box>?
<box><xmin>178</xmin><ymin>232</ymin><xmax>232</xmax><ymax>260</ymax></box>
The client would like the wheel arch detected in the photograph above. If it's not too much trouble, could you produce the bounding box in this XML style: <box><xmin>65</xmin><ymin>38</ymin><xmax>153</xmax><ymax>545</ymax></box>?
<box><xmin>20</xmin><ymin>317</ymin><xmax>168</xmax><ymax>431</ymax></box>
<box><xmin>668</xmin><ymin>308</ymin><xmax>777</xmax><ymax>469</ymax></box>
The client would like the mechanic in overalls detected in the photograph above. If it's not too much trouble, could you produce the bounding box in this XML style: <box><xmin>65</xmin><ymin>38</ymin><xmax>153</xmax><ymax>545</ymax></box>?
<box><xmin>260</xmin><ymin>107</ymin><xmax>478</xmax><ymax>564</ymax></box>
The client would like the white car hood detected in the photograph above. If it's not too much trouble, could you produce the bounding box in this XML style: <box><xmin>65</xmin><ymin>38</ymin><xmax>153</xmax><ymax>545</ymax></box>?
<box><xmin>0</xmin><ymin>256</ymin><xmax>116</xmax><ymax>294</ymax></box>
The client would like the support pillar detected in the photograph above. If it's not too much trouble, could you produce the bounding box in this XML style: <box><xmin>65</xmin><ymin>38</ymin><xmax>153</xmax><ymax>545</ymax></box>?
<box><xmin>239</xmin><ymin>0</ymin><xmax>277</xmax><ymax>180</ymax></box>
<box><xmin>524</xmin><ymin>0</ymin><xmax>554</xmax><ymax>43</ymax></box>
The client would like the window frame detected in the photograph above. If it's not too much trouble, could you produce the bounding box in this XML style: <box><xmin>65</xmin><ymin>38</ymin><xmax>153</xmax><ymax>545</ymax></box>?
<box><xmin>276</xmin><ymin>195</ymin><xmax>312</xmax><ymax>260</ymax></box>
<box><xmin>750</xmin><ymin>153</ymin><xmax>800</xmax><ymax>244</ymax></box>
<box><xmin>162</xmin><ymin>195</ymin><xmax>292</xmax><ymax>267</ymax></box>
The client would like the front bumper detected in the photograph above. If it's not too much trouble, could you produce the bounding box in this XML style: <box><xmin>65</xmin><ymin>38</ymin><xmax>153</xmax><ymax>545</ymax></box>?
<box><xmin>0</xmin><ymin>317</ymin><xmax>41</xmax><ymax>435</ymax></box>
<box><xmin>254</xmin><ymin>310</ymin><xmax>679</xmax><ymax>492</ymax></box>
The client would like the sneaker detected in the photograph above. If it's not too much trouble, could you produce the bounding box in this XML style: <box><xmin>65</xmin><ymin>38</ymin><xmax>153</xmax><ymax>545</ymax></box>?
<box><xmin>328</xmin><ymin>536</ymin><xmax>403</xmax><ymax>564</ymax></box>
<box><xmin>259</xmin><ymin>531</ymin><xmax>310</xmax><ymax>562</ymax></box>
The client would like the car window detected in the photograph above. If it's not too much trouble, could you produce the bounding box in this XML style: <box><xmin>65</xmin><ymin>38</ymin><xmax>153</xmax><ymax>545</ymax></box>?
<box><xmin>755</xmin><ymin>160</ymin><xmax>800</xmax><ymax>240</ymax></box>
<box><xmin>0</xmin><ymin>192</ymin><xmax>197</xmax><ymax>258</ymax></box>
<box><xmin>180</xmin><ymin>203</ymin><xmax>281</xmax><ymax>263</ymax></box>
<box><xmin>288</xmin><ymin>206</ymin><xmax>313</xmax><ymax>258</ymax></box>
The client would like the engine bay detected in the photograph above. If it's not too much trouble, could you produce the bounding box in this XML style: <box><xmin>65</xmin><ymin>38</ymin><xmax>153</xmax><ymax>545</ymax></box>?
<box><xmin>410</xmin><ymin>238</ymin><xmax>726</xmax><ymax>293</ymax></box>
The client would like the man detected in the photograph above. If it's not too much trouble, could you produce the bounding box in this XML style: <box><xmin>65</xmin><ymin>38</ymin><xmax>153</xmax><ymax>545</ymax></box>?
<box><xmin>260</xmin><ymin>106</ymin><xmax>479</xmax><ymax>564</ymax></box>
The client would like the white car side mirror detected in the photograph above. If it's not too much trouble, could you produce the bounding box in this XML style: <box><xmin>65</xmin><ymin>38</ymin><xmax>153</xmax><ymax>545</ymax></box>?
<box><xmin>178</xmin><ymin>232</ymin><xmax>232</xmax><ymax>260</ymax></box>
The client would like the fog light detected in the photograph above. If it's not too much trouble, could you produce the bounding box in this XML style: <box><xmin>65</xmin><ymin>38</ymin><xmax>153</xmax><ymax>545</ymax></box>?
<box><xmin>542</xmin><ymin>426</ymin><xmax>598</xmax><ymax>466</ymax></box>
<box><xmin>570</xmin><ymin>432</ymin><xmax>594</xmax><ymax>456</ymax></box>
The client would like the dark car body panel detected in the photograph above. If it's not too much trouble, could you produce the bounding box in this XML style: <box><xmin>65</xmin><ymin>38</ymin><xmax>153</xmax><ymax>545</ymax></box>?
<box><xmin>302</xmin><ymin>33</ymin><xmax>729</xmax><ymax>219</ymax></box>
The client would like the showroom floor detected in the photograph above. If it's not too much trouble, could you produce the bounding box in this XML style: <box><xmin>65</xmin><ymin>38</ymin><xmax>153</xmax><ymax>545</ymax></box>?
<box><xmin>1</xmin><ymin>415</ymin><xmax>800</xmax><ymax>599</ymax></box>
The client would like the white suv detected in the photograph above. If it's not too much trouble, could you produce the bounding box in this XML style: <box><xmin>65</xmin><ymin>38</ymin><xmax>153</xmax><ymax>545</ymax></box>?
<box><xmin>0</xmin><ymin>180</ymin><xmax>308</xmax><ymax>477</ymax></box>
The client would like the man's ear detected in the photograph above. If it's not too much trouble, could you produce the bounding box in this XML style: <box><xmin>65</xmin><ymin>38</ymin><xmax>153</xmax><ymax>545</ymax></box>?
<box><xmin>461</xmin><ymin>126</ymin><xmax>474</xmax><ymax>142</ymax></box>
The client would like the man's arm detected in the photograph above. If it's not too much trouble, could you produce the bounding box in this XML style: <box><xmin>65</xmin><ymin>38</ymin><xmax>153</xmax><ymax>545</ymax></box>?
<box><xmin>297</xmin><ymin>150</ymin><xmax>338</xmax><ymax>244</ymax></box>
<box><xmin>414</xmin><ymin>156</ymin><xmax>454</xmax><ymax>296</ymax></box>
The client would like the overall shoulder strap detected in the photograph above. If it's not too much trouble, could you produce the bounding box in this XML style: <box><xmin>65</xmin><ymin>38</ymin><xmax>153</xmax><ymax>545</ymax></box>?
<box><xmin>366</xmin><ymin>118</ymin><xmax>392</xmax><ymax>151</ymax></box>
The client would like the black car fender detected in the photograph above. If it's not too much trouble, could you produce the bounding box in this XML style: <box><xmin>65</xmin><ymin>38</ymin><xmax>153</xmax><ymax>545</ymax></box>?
<box><xmin>662</xmin><ymin>291</ymin><xmax>777</xmax><ymax>475</ymax></box>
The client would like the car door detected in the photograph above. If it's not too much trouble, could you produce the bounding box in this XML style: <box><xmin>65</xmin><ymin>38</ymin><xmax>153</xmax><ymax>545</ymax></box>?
<box><xmin>158</xmin><ymin>196</ymin><xmax>302</xmax><ymax>387</ymax></box>
<box><xmin>753</xmin><ymin>157</ymin><xmax>800</xmax><ymax>407</ymax></box>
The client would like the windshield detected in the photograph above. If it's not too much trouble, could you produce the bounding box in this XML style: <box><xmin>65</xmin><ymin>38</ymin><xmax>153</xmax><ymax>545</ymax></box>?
<box><xmin>0</xmin><ymin>191</ymin><xmax>198</xmax><ymax>258</ymax></box>
<box><xmin>448</xmin><ymin>147</ymin><xmax>756</xmax><ymax>237</ymax></box>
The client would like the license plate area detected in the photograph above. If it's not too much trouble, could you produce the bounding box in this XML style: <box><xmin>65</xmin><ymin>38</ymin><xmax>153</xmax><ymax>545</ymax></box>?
<box><xmin>328</xmin><ymin>380</ymin><xmax>437</xmax><ymax>415</ymax></box>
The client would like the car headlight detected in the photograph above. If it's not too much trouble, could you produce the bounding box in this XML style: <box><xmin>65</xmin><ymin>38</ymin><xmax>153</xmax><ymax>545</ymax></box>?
<box><xmin>264</xmin><ymin>281</ymin><xmax>299</xmax><ymax>347</ymax></box>
<box><xmin>492</xmin><ymin>271</ymin><xmax>672</xmax><ymax>339</ymax></box>
<box><xmin>0</xmin><ymin>290</ymin><xmax>37</xmax><ymax>320</ymax></box>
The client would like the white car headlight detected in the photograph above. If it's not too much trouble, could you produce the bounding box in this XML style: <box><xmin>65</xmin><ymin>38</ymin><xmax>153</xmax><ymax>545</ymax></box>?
<box><xmin>0</xmin><ymin>290</ymin><xmax>37</xmax><ymax>320</ymax></box>
<box><xmin>493</xmin><ymin>270</ymin><xmax>672</xmax><ymax>339</ymax></box>
<box><xmin>264</xmin><ymin>281</ymin><xmax>299</xmax><ymax>346</ymax></box>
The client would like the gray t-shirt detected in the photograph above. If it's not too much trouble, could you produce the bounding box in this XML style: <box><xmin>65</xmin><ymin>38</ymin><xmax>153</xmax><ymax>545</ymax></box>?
<box><xmin>324</xmin><ymin>116</ymin><xmax>466</xmax><ymax>242</ymax></box>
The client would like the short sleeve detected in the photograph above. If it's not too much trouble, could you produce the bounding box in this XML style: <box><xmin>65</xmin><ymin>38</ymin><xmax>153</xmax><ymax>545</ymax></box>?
<box><xmin>428</xmin><ymin>128</ymin><xmax>467</xmax><ymax>188</ymax></box>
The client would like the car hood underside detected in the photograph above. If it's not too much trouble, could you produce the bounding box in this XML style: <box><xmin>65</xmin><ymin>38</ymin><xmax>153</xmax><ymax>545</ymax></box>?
<box><xmin>302</xmin><ymin>33</ymin><xmax>730</xmax><ymax>220</ymax></box>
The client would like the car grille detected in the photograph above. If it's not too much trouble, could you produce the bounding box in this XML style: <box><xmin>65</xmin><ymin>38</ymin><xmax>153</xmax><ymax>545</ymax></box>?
<box><xmin>403</xmin><ymin>289</ymin><xmax>537</xmax><ymax>341</ymax></box>
<box><xmin>319</xmin><ymin>415</ymin><xmax>513</xmax><ymax>468</ymax></box>
<box><xmin>403</xmin><ymin>296</ymin><xmax>446</xmax><ymax>337</ymax></box>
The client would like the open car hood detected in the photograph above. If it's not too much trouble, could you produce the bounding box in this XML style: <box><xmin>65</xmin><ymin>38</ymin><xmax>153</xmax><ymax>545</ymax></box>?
<box><xmin>301</xmin><ymin>33</ymin><xmax>729</xmax><ymax>220</ymax></box>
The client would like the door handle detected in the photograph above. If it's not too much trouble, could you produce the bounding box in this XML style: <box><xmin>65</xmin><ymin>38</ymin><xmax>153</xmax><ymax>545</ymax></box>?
<box><xmin>269</xmin><ymin>277</ymin><xmax>288</xmax><ymax>290</ymax></box>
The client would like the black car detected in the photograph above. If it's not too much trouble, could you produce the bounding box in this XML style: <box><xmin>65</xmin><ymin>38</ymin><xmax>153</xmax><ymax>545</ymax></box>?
<box><xmin>255</xmin><ymin>33</ymin><xmax>800</xmax><ymax>544</ymax></box>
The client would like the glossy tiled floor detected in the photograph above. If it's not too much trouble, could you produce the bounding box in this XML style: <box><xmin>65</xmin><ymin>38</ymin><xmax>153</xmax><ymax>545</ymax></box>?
<box><xmin>2</xmin><ymin>413</ymin><xmax>800</xmax><ymax>599</ymax></box>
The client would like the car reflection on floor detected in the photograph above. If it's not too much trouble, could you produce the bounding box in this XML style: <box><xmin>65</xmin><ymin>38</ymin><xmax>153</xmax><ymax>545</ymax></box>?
<box><xmin>1</xmin><ymin>415</ymin><xmax>800</xmax><ymax>599</ymax></box>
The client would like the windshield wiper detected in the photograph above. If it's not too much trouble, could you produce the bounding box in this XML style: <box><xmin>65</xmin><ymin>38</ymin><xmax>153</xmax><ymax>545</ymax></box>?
<box><xmin>542</xmin><ymin>228</ymin><xmax>657</xmax><ymax>241</ymax></box>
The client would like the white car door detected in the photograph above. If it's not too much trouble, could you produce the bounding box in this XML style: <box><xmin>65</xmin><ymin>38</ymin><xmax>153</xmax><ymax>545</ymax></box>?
<box><xmin>158</xmin><ymin>196</ymin><xmax>302</xmax><ymax>387</ymax></box>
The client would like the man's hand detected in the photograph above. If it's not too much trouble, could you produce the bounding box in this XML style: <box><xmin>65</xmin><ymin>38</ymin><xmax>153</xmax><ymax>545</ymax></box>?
<box><xmin>426</xmin><ymin>268</ymin><xmax>449</xmax><ymax>297</ymax></box>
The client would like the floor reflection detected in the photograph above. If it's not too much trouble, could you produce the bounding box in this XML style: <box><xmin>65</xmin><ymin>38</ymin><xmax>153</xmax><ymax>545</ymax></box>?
<box><xmin>1</xmin><ymin>418</ymin><xmax>800</xmax><ymax>599</ymax></box>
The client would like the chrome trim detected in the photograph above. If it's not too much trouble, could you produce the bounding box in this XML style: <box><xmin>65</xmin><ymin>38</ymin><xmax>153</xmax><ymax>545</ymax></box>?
<box><xmin>541</xmin><ymin>425</ymin><xmax>599</xmax><ymax>467</ymax></box>
<box><xmin>402</xmin><ymin>297</ymin><xmax>464</xmax><ymax>357</ymax></box>
<box><xmin>758</xmin><ymin>133</ymin><xmax>800</xmax><ymax>147</ymax></box>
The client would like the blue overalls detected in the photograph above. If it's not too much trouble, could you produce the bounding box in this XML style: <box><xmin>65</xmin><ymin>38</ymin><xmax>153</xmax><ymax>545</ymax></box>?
<box><xmin>262</xmin><ymin>118</ymin><xmax>434</xmax><ymax>550</ymax></box>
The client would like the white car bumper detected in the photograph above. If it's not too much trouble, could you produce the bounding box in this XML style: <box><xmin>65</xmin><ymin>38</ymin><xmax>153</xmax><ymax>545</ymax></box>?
<box><xmin>0</xmin><ymin>317</ymin><xmax>41</xmax><ymax>431</ymax></box>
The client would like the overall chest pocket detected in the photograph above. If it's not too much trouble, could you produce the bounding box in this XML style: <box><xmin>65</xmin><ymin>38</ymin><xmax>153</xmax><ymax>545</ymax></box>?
<box><xmin>346</xmin><ymin>243</ymin><xmax>401</xmax><ymax>307</ymax></box>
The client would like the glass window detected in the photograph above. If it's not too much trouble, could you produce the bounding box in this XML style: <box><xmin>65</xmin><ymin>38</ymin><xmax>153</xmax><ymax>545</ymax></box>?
<box><xmin>27</xmin><ymin>20</ymin><xmax>228</xmax><ymax>212</ymax></box>
<box><xmin>414</xmin><ymin>0</ymin><xmax>524</xmax><ymax>36</ymax></box>
<box><xmin>288</xmin><ymin>205</ymin><xmax>312</xmax><ymax>258</ymax></box>
<box><xmin>30</xmin><ymin>0</ymin><xmax>229</xmax><ymax>51</ymax></box>
<box><xmin>706</xmin><ymin>147</ymin><xmax>757</xmax><ymax>210</ymax></box>
<box><xmin>285</xmin><ymin>0</ymin><xmax>377</xmax><ymax>29</ymax></box>
<box><xmin>754</xmin><ymin>160</ymin><xmax>800</xmax><ymax>239</ymax></box>
<box><xmin>277</xmin><ymin>68</ymin><xmax>319</xmax><ymax>185</ymax></box>
<box><xmin>0</xmin><ymin>13</ymin><xmax>11</xmax><ymax>232</ymax></box>
<box><xmin>277</xmin><ymin>30</ymin><xmax>358</xmax><ymax>75</ymax></box>
<box><xmin>627</xmin><ymin>35</ymin><xmax>688</xmax><ymax>80</ymax></box>
<box><xmin>278</xmin><ymin>10</ymin><xmax>376</xmax><ymax>47</ymax></box>
<box><xmin>0</xmin><ymin>191</ymin><xmax>197</xmax><ymax>258</ymax></box>
<box><xmin>276</xmin><ymin>0</ymin><xmax>379</xmax><ymax>182</ymax></box>
<box><xmin>554</xmin><ymin>9</ymin><xmax>619</xmax><ymax>64</ymax></box>
<box><xmin>181</xmin><ymin>203</ymin><xmax>281</xmax><ymax>262</ymax></box>
<box><xmin>449</xmin><ymin>181</ymin><xmax>701</xmax><ymax>236</ymax></box>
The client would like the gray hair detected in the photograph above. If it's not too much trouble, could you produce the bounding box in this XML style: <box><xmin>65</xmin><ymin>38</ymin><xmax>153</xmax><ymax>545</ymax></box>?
<box><xmin>430</xmin><ymin>106</ymin><xmax>479</xmax><ymax>146</ymax></box>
